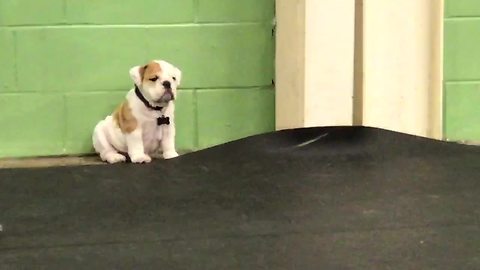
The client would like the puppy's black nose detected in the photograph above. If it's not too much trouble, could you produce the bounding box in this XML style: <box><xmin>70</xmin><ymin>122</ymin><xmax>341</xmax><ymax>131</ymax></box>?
<box><xmin>162</xmin><ymin>81</ymin><xmax>171</xmax><ymax>89</ymax></box>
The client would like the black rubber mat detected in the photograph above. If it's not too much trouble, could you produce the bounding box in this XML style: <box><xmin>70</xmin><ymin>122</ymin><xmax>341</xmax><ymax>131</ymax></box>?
<box><xmin>1</xmin><ymin>126</ymin><xmax>480</xmax><ymax>269</ymax></box>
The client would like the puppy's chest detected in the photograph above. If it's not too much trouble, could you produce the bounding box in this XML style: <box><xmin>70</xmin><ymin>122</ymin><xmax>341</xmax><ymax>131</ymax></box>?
<box><xmin>142</xmin><ymin>122</ymin><xmax>162</xmax><ymax>143</ymax></box>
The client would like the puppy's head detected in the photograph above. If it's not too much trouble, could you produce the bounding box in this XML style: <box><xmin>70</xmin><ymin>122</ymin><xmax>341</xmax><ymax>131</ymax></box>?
<box><xmin>129</xmin><ymin>60</ymin><xmax>182</xmax><ymax>104</ymax></box>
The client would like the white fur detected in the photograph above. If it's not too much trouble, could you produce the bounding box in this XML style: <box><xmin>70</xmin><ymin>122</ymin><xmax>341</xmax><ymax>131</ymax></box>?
<box><xmin>92</xmin><ymin>60</ymin><xmax>182</xmax><ymax>164</ymax></box>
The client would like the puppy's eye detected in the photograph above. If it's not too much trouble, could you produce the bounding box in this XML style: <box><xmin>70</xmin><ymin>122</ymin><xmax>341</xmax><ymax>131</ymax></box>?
<box><xmin>172</xmin><ymin>76</ymin><xmax>177</xmax><ymax>81</ymax></box>
<box><xmin>149</xmin><ymin>76</ymin><xmax>159</xmax><ymax>82</ymax></box>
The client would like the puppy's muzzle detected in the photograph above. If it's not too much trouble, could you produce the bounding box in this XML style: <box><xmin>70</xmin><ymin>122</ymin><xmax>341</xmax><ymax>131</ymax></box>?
<box><xmin>162</xmin><ymin>81</ymin><xmax>171</xmax><ymax>89</ymax></box>
<box><xmin>159</xmin><ymin>81</ymin><xmax>174</xmax><ymax>102</ymax></box>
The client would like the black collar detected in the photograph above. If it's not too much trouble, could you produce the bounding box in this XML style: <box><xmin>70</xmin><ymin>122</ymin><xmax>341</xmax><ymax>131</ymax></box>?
<box><xmin>134</xmin><ymin>85</ymin><xmax>163</xmax><ymax>111</ymax></box>
<box><xmin>134</xmin><ymin>85</ymin><xmax>170</xmax><ymax>126</ymax></box>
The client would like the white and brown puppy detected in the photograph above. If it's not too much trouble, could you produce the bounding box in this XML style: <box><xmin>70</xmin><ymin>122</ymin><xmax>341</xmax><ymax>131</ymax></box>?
<box><xmin>92</xmin><ymin>60</ymin><xmax>182</xmax><ymax>164</ymax></box>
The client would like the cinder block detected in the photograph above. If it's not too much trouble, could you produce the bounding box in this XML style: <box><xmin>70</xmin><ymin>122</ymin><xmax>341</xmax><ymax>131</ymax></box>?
<box><xmin>444</xmin><ymin>20</ymin><xmax>480</xmax><ymax>81</ymax></box>
<box><xmin>14</xmin><ymin>24</ymin><xmax>274</xmax><ymax>92</ymax></box>
<box><xmin>445</xmin><ymin>0</ymin><xmax>480</xmax><ymax>17</ymax></box>
<box><xmin>65</xmin><ymin>0</ymin><xmax>194</xmax><ymax>24</ymax></box>
<box><xmin>444</xmin><ymin>83</ymin><xmax>480</xmax><ymax>141</ymax></box>
<box><xmin>15</xmin><ymin>27</ymin><xmax>148</xmax><ymax>92</ymax></box>
<box><xmin>166</xmin><ymin>24</ymin><xmax>274</xmax><ymax>88</ymax></box>
<box><xmin>196</xmin><ymin>87</ymin><xmax>274</xmax><ymax>148</ymax></box>
<box><xmin>0</xmin><ymin>29</ymin><xmax>15</xmax><ymax>92</ymax></box>
<box><xmin>197</xmin><ymin>0</ymin><xmax>274</xmax><ymax>23</ymax></box>
<box><xmin>0</xmin><ymin>0</ymin><xmax>65</xmax><ymax>26</ymax></box>
<box><xmin>64</xmin><ymin>91</ymin><xmax>126</xmax><ymax>154</ymax></box>
<box><xmin>0</xmin><ymin>93</ymin><xmax>65</xmax><ymax>158</ymax></box>
<box><xmin>173</xmin><ymin>89</ymin><xmax>197</xmax><ymax>151</ymax></box>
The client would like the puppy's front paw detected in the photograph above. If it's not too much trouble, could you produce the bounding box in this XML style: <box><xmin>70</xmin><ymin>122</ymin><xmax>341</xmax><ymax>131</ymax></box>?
<box><xmin>130</xmin><ymin>153</ymin><xmax>152</xmax><ymax>163</ymax></box>
<box><xmin>163</xmin><ymin>150</ymin><xmax>179</xmax><ymax>159</ymax></box>
<box><xmin>104</xmin><ymin>153</ymin><xmax>127</xmax><ymax>164</ymax></box>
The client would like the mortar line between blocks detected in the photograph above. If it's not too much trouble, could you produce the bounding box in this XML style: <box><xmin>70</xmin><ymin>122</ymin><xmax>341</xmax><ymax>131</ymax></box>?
<box><xmin>193</xmin><ymin>0</ymin><xmax>200</xmax><ymax>23</ymax></box>
<box><xmin>62</xmin><ymin>0</ymin><xmax>68</xmax><ymax>23</ymax></box>
<box><xmin>0</xmin><ymin>22</ymin><xmax>267</xmax><ymax>29</ymax></box>
<box><xmin>12</xmin><ymin>31</ymin><xmax>18</xmax><ymax>91</ymax></box>
<box><xmin>193</xmin><ymin>89</ymin><xmax>200</xmax><ymax>149</ymax></box>
<box><xmin>62</xmin><ymin>94</ymin><xmax>68</xmax><ymax>155</ymax></box>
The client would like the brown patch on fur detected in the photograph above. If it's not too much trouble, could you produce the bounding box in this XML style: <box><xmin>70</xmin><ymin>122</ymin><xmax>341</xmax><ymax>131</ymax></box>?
<box><xmin>138</xmin><ymin>65</ymin><xmax>146</xmax><ymax>81</ymax></box>
<box><xmin>113</xmin><ymin>101</ymin><xmax>137</xmax><ymax>133</ymax></box>
<box><xmin>142</xmin><ymin>61</ymin><xmax>162</xmax><ymax>83</ymax></box>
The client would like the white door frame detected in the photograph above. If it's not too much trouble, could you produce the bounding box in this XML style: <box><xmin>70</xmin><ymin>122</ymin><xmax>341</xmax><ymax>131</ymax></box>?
<box><xmin>275</xmin><ymin>0</ymin><xmax>443</xmax><ymax>139</ymax></box>
<box><xmin>275</xmin><ymin>0</ymin><xmax>355</xmax><ymax>130</ymax></box>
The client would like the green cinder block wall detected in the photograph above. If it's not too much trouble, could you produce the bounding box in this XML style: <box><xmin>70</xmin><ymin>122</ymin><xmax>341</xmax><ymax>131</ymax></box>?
<box><xmin>0</xmin><ymin>0</ymin><xmax>276</xmax><ymax>158</ymax></box>
<box><xmin>444</xmin><ymin>0</ymin><xmax>480</xmax><ymax>142</ymax></box>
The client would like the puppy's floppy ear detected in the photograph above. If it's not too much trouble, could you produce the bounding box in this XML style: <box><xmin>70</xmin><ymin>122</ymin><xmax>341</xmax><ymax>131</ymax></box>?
<box><xmin>174</xmin><ymin>67</ymin><xmax>182</xmax><ymax>86</ymax></box>
<box><xmin>129</xmin><ymin>65</ymin><xmax>146</xmax><ymax>86</ymax></box>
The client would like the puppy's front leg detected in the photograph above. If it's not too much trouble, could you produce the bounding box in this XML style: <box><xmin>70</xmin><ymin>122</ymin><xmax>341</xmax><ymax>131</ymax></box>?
<box><xmin>161</xmin><ymin>124</ymin><xmax>179</xmax><ymax>159</ymax></box>
<box><xmin>126</xmin><ymin>129</ymin><xmax>151</xmax><ymax>163</ymax></box>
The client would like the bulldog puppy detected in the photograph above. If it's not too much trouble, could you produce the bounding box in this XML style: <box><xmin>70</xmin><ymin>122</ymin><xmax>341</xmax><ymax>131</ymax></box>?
<box><xmin>92</xmin><ymin>60</ymin><xmax>181</xmax><ymax>164</ymax></box>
